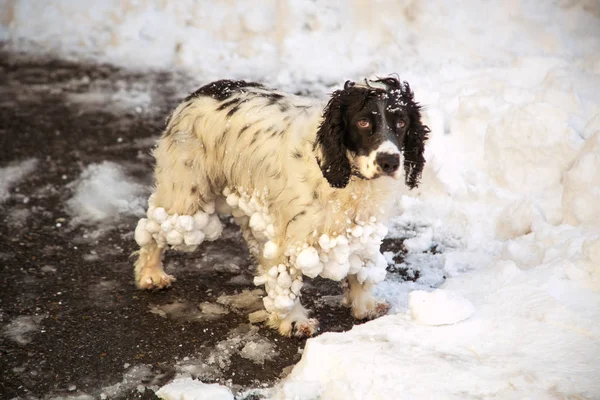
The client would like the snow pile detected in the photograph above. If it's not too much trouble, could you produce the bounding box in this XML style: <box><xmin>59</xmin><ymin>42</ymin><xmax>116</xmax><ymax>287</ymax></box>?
<box><xmin>156</xmin><ymin>378</ymin><xmax>233</xmax><ymax>400</ymax></box>
<box><xmin>562</xmin><ymin>131</ymin><xmax>600</xmax><ymax>228</ymax></box>
<box><xmin>276</xmin><ymin>239</ymin><xmax>600</xmax><ymax>399</ymax></box>
<box><xmin>67</xmin><ymin>162</ymin><xmax>148</xmax><ymax>224</ymax></box>
<box><xmin>0</xmin><ymin>158</ymin><xmax>37</xmax><ymax>203</ymax></box>
<box><xmin>408</xmin><ymin>289</ymin><xmax>474</xmax><ymax>326</ymax></box>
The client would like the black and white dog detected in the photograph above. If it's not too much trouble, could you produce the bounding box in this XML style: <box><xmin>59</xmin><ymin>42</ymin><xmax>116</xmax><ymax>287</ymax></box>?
<box><xmin>133</xmin><ymin>77</ymin><xmax>429</xmax><ymax>337</ymax></box>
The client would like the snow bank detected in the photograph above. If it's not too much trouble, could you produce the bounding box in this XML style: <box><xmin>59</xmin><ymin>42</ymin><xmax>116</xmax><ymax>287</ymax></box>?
<box><xmin>67</xmin><ymin>162</ymin><xmax>148</xmax><ymax>224</ymax></box>
<box><xmin>0</xmin><ymin>158</ymin><xmax>37</xmax><ymax>203</ymax></box>
<box><xmin>277</xmin><ymin>231</ymin><xmax>600</xmax><ymax>398</ymax></box>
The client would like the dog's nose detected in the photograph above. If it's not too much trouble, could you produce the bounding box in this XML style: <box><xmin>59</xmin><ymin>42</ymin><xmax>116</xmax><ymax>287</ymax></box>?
<box><xmin>376</xmin><ymin>153</ymin><xmax>400</xmax><ymax>174</ymax></box>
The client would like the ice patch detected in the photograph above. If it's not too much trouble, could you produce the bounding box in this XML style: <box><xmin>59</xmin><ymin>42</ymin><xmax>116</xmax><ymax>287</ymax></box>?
<box><xmin>149</xmin><ymin>301</ymin><xmax>229</xmax><ymax>322</ymax></box>
<box><xmin>0</xmin><ymin>158</ymin><xmax>37</xmax><ymax>203</ymax></box>
<box><xmin>101</xmin><ymin>365</ymin><xmax>154</xmax><ymax>399</ymax></box>
<box><xmin>67</xmin><ymin>162</ymin><xmax>147</xmax><ymax>224</ymax></box>
<box><xmin>175</xmin><ymin>325</ymin><xmax>275</xmax><ymax>380</ymax></box>
<box><xmin>240</xmin><ymin>338</ymin><xmax>280</xmax><ymax>365</ymax></box>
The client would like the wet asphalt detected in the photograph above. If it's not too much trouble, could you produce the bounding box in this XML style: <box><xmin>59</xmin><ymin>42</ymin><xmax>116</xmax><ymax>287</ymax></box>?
<box><xmin>0</xmin><ymin>51</ymin><xmax>415</xmax><ymax>399</ymax></box>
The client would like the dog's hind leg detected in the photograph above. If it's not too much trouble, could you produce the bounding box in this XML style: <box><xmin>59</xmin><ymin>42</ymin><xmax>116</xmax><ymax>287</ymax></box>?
<box><xmin>133</xmin><ymin>136</ymin><xmax>223</xmax><ymax>289</ymax></box>
<box><xmin>133</xmin><ymin>240</ymin><xmax>173</xmax><ymax>289</ymax></box>
<box><xmin>343</xmin><ymin>274</ymin><xmax>390</xmax><ymax>320</ymax></box>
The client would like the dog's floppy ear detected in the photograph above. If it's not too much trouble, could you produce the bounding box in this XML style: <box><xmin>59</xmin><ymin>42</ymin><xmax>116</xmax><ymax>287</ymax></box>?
<box><xmin>401</xmin><ymin>82</ymin><xmax>429</xmax><ymax>189</ymax></box>
<box><xmin>314</xmin><ymin>81</ymin><xmax>353</xmax><ymax>188</ymax></box>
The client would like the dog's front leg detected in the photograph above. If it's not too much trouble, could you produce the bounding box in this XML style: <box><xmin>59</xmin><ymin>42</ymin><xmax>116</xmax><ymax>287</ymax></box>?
<box><xmin>253</xmin><ymin>251</ymin><xmax>319</xmax><ymax>337</ymax></box>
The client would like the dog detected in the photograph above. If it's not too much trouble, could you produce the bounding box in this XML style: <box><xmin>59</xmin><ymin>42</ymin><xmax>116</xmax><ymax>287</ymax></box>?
<box><xmin>133</xmin><ymin>76</ymin><xmax>429</xmax><ymax>337</ymax></box>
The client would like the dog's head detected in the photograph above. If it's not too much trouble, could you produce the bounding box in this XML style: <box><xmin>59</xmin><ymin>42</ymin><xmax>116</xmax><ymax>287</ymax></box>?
<box><xmin>315</xmin><ymin>77</ymin><xmax>429</xmax><ymax>189</ymax></box>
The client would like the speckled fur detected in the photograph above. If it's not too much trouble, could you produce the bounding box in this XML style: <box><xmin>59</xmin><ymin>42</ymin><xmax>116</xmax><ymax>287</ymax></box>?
<box><xmin>133</xmin><ymin>78</ymin><xmax>428</xmax><ymax>336</ymax></box>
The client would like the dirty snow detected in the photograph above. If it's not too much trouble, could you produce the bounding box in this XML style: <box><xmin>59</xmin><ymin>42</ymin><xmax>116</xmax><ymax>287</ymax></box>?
<box><xmin>67</xmin><ymin>161</ymin><xmax>148</xmax><ymax>225</ymax></box>
<box><xmin>0</xmin><ymin>158</ymin><xmax>37</xmax><ymax>203</ymax></box>
<box><xmin>3</xmin><ymin>0</ymin><xmax>600</xmax><ymax>399</ymax></box>
<box><xmin>2</xmin><ymin>314</ymin><xmax>46</xmax><ymax>345</ymax></box>
<box><xmin>175</xmin><ymin>324</ymin><xmax>279</xmax><ymax>380</ymax></box>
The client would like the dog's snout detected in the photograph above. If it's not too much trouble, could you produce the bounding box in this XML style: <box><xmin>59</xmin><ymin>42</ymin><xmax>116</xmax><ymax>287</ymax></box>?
<box><xmin>376</xmin><ymin>153</ymin><xmax>400</xmax><ymax>174</ymax></box>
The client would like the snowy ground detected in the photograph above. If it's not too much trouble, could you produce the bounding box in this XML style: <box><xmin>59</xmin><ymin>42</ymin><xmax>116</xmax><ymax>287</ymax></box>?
<box><xmin>2</xmin><ymin>0</ymin><xmax>600</xmax><ymax>399</ymax></box>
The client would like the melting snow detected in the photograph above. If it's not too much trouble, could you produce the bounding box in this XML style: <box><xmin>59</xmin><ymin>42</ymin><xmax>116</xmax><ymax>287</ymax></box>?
<box><xmin>67</xmin><ymin>162</ymin><xmax>148</xmax><ymax>225</ymax></box>
<box><xmin>0</xmin><ymin>158</ymin><xmax>37</xmax><ymax>203</ymax></box>
<box><xmin>2</xmin><ymin>314</ymin><xmax>46</xmax><ymax>345</ymax></box>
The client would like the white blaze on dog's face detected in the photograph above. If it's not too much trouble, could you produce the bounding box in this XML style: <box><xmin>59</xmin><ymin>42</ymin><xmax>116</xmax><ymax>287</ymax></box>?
<box><xmin>346</xmin><ymin>91</ymin><xmax>408</xmax><ymax>181</ymax></box>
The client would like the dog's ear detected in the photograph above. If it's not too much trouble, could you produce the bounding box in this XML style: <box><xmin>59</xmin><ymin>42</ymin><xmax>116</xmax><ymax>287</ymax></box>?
<box><xmin>401</xmin><ymin>82</ymin><xmax>430</xmax><ymax>189</ymax></box>
<box><xmin>314</xmin><ymin>82</ymin><xmax>353</xmax><ymax>188</ymax></box>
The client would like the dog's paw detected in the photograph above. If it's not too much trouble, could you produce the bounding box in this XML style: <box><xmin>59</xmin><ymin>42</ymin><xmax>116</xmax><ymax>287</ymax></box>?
<box><xmin>370</xmin><ymin>301</ymin><xmax>391</xmax><ymax>319</ymax></box>
<box><xmin>352</xmin><ymin>300</ymin><xmax>390</xmax><ymax>320</ymax></box>
<box><xmin>293</xmin><ymin>318</ymin><xmax>320</xmax><ymax>338</ymax></box>
<box><xmin>136</xmin><ymin>271</ymin><xmax>176</xmax><ymax>290</ymax></box>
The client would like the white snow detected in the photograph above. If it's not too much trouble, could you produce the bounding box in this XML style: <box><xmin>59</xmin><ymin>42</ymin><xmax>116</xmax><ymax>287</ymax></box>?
<box><xmin>5</xmin><ymin>0</ymin><xmax>600</xmax><ymax>398</ymax></box>
<box><xmin>295</xmin><ymin>247</ymin><xmax>321</xmax><ymax>278</ymax></box>
<box><xmin>0</xmin><ymin>158</ymin><xmax>37</xmax><ymax>203</ymax></box>
<box><xmin>409</xmin><ymin>289</ymin><xmax>474</xmax><ymax>326</ymax></box>
<box><xmin>156</xmin><ymin>378</ymin><xmax>233</xmax><ymax>400</ymax></box>
<box><xmin>67</xmin><ymin>162</ymin><xmax>147</xmax><ymax>225</ymax></box>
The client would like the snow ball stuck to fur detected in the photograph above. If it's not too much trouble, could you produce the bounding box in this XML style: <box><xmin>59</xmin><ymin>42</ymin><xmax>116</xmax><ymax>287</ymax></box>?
<box><xmin>274</xmin><ymin>295</ymin><xmax>295</xmax><ymax>312</ymax></box>
<box><xmin>296</xmin><ymin>247</ymin><xmax>320</xmax><ymax>269</ymax></box>
<box><xmin>409</xmin><ymin>289</ymin><xmax>475</xmax><ymax>326</ymax></box>
<box><xmin>351</xmin><ymin>225</ymin><xmax>364</xmax><ymax>238</ymax></box>
<box><xmin>348</xmin><ymin>254</ymin><xmax>363</xmax><ymax>274</ymax></box>
<box><xmin>250</xmin><ymin>212</ymin><xmax>267</xmax><ymax>232</ymax></box>
<box><xmin>184</xmin><ymin>230</ymin><xmax>205</xmax><ymax>246</ymax></box>
<box><xmin>277</xmin><ymin>271</ymin><xmax>293</xmax><ymax>288</ymax></box>
<box><xmin>268</xmin><ymin>266</ymin><xmax>279</xmax><ymax>277</ymax></box>
<box><xmin>263</xmin><ymin>297</ymin><xmax>275</xmax><ymax>313</ymax></box>
<box><xmin>152</xmin><ymin>207</ymin><xmax>168</xmax><ymax>223</ymax></box>
<box><xmin>204</xmin><ymin>214</ymin><xmax>223</xmax><ymax>241</ymax></box>
<box><xmin>225</xmin><ymin>193</ymin><xmax>239</xmax><ymax>207</ymax></box>
<box><xmin>290</xmin><ymin>279</ymin><xmax>303</xmax><ymax>295</ymax></box>
<box><xmin>166</xmin><ymin>229</ymin><xmax>183</xmax><ymax>246</ymax></box>
<box><xmin>145</xmin><ymin>220</ymin><xmax>160</xmax><ymax>234</ymax></box>
<box><xmin>161</xmin><ymin>219</ymin><xmax>174</xmax><ymax>233</ymax></box>
<box><xmin>253</xmin><ymin>274</ymin><xmax>268</xmax><ymax>286</ymax></box>
<box><xmin>318</xmin><ymin>234</ymin><xmax>332</xmax><ymax>249</ymax></box>
<box><xmin>193</xmin><ymin>211</ymin><xmax>209</xmax><ymax>230</ymax></box>
<box><xmin>134</xmin><ymin>218</ymin><xmax>153</xmax><ymax>246</ymax></box>
<box><xmin>320</xmin><ymin>258</ymin><xmax>350</xmax><ymax>281</ymax></box>
<box><xmin>176</xmin><ymin>215</ymin><xmax>195</xmax><ymax>232</ymax></box>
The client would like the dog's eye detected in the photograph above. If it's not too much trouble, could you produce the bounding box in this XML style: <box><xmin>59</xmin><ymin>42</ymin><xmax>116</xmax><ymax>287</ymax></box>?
<box><xmin>396</xmin><ymin>120</ymin><xmax>406</xmax><ymax>129</ymax></box>
<box><xmin>357</xmin><ymin>119</ymin><xmax>370</xmax><ymax>128</ymax></box>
